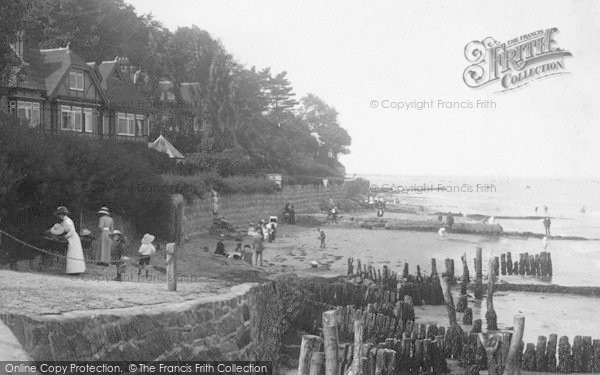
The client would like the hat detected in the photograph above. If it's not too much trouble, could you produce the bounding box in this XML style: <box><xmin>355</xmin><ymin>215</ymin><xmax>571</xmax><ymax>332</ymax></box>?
<box><xmin>80</xmin><ymin>228</ymin><xmax>92</xmax><ymax>236</ymax></box>
<box><xmin>109</xmin><ymin>230</ymin><xmax>123</xmax><ymax>239</ymax></box>
<box><xmin>97</xmin><ymin>206</ymin><xmax>110</xmax><ymax>215</ymax></box>
<box><xmin>219</xmin><ymin>233</ymin><xmax>225</xmax><ymax>238</ymax></box>
<box><xmin>50</xmin><ymin>223</ymin><xmax>65</xmax><ymax>235</ymax></box>
<box><xmin>141</xmin><ymin>233</ymin><xmax>155</xmax><ymax>244</ymax></box>
<box><xmin>54</xmin><ymin>206</ymin><xmax>69</xmax><ymax>216</ymax></box>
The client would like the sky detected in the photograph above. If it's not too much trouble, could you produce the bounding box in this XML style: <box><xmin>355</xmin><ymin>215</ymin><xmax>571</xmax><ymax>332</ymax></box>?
<box><xmin>127</xmin><ymin>0</ymin><xmax>600</xmax><ymax>178</ymax></box>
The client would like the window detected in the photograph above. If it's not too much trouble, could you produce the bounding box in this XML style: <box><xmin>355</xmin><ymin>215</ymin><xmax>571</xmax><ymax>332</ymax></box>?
<box><xmin>69</xmin><ymin>71</ymin><xmax>84</xmax><ymax>91</ymax></box>
<box><xmin>16</xmin><ymin>101</ymin><xmax>40</xmax><ymax>127</ymax></box>
<box><xmin>117</xmin><ymin>112</ymin><xmax>136</xmax><ymax>136</ymax></box>
<box><xmin>61</xmin><ymin>105</ymin><xmax>73</xmax><ymax>130</ymax></box>
<box><xmin>72</xmin><ymin>106</ymin><xmax>82</xmax><ymax>131</ymax></box>
<box><xmin>61</xmin><ymin>105</ymin><xmax>89</xmax><ymax>132</ymax></box>
<box><xmin>84</xmin><ymin>108</ymin><xmax>93</xmax><ymax>133</ymax></box>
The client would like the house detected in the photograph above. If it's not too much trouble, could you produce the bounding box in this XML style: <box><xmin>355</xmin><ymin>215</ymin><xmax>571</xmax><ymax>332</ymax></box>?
<box><xmin>157</xmin><ymin>80</ymin><xmax>213</xmax><ymax>152</ymax></box>
<box><xmin>0</xmin><ymin>33</ymin><xmax>151</xmax><ymax>143</ymax></box>
<box><xmin>90</xmin><ymin>56</ymin><xmax>152</xmax><ymax>142</ymax></box>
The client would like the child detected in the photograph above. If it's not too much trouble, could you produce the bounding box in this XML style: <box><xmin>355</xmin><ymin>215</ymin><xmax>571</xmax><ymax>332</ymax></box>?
<box><xmin>108</xmin><ymin>230</ymin><xmax>126</xmax><ymax>281</ymax></box>
<box><xmin>317</xmin><ymin>228</ymin><xmax>326</xmax><ymax>248</ymax></box>
<box><xmin>215</xmin><ymin>234</ymin><xmax>227</xmax><ymax>257</ymax></box>
<box><xmin>138</xmin><ymin>233</ymin><xmax>156</xmax><ymax>278</ymax></box>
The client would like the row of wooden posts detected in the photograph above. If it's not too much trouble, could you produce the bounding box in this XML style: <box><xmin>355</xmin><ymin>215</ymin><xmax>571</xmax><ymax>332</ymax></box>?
<box><xmin>297</xmin><ymin>310</ymin><xmax>450</xmax><ymax>375</ymax></box>
<box><xmin>298</xmin><ymin>248</ymin><xmax>561</xmax><ymax>374</ymax></box>
<box><xmin>498</xmin><ymin>251</ymin><xmax>553</xmax><ymax>277</ymax></box>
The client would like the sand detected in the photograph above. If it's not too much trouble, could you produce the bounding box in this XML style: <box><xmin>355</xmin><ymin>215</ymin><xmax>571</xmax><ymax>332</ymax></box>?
<box><xmin>3</xmin><ymin>218</ymin><xmax>600</xmax><ymax>343</ymax></box>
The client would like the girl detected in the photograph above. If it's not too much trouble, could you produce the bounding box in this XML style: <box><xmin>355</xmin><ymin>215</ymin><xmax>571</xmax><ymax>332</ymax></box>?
<box><xmin>138</xmin><ymin>233</ymin><xmax>156</xmax><ymax>278</ymax></box>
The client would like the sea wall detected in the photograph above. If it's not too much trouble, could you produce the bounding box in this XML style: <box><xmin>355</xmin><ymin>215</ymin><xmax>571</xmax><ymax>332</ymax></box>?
<box><xmin>0</xmin><ymin>277</ymin><xmax>307</xmax><ymax>369</ymax></box>
<box><xmin>183</xmin><ymin>183</ymin><xmax>363</xmax><ymax>239</ymax></box>
<box><xmin>0</xmin><ymin>319</ymin><xmax>32</xmax><ymax>361</ymax></box>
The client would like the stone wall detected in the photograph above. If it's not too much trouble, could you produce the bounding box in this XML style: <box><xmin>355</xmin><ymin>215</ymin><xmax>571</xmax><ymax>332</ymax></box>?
<box><xmin>0</xmin><ymin>277</ymin><xmax>308</xmax><ymax>370</ymax></box>
<box><xmin>183</xmin><ymin>183</ymin><xmax>360</xmax><ymax>239</ymax></box>
<box><xmin>0</xmin><ymin>319</ymin><xmax>32</xmax><ymax>361</ymax></box>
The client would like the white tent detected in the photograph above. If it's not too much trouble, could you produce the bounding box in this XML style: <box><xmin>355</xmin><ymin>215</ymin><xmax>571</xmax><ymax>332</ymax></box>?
<box><xmin>148</xmin><ymin>135</ymin><xmax>185</xmax><ymax>159</ymax></box>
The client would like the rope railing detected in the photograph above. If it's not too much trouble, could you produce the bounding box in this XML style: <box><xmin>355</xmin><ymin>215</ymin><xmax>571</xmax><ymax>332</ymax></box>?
<box><xmin>0</xmin><ymin>229</ymin><xmax>167</xmax><ymax>265</ymax></box>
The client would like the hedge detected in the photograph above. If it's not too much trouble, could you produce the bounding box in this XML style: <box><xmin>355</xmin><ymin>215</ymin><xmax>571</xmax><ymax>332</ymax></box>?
<box><xmin>0</xmin><ymin>116</ymin><xmax>172</xmax><ymax>263</ymax></box>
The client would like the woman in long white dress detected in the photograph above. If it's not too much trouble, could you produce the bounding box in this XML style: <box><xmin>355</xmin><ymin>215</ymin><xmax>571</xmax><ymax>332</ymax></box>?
<box><xmin>96</xmin><ymin>207</ymin><xmax>113</xmax><ymax>265</ymax></box>
<box><xmin>54</xmin><ymin>206</ymin><xmax>86</xmax><ymax>274</ymax></box>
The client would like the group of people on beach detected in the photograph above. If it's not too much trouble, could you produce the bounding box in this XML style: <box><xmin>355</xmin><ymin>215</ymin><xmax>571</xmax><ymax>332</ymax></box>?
<box><xmin>213</xmin><ymin>218</ymin><xmax>275</xmax><ymax>267</ymax></box>
<box><xmin>48</xmin><ymin>205</ymin><xmax>157</xmax><ymax>280</ymax></box>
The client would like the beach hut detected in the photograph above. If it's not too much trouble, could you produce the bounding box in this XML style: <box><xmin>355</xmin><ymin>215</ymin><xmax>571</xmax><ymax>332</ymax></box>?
<box><xmin>148</xmin><ymin>135</ymin><xmax>185</xmax><ymax>161</ymax></box>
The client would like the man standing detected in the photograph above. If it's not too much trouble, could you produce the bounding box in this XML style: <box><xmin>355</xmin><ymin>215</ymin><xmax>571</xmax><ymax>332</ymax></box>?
<box><xmin>543</xmin><ymin>217</ymin><xmax>551</xmax><ymax>236</ymax></box>
<box><xmin>317</xmin><ymin>228</ymin><xmax>326</xmax><ymax>248</ymax></box>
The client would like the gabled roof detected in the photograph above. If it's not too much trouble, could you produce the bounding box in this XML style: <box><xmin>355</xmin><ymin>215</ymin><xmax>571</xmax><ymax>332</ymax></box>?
<box><xmin>95</xmin><ymin>59</ymin><xmax>151</xmax><ymax>112</ymax></box>
<box><xmin>148</xmin><ymin>135</ymin><xmax>185</xmax><ymax>159</ymax></box>
<box><xmin>38</xmin><ymin>47</ymin><xmax>97</xmax><ymax>97</ymax></box>
<box><xmin>12</xmin><ymin>46</ymin><xmax>106</xmax><ymax>101</ymax></box>
<box><xmin>97</xmin><ymin>61</ymin><xmax>117</xmax><ymax>83</ymax></box>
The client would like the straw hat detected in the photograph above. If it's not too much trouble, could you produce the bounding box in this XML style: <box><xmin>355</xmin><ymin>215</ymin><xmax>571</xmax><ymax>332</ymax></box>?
<box><xmin>109</xmin><ymin>230</ymin><xmax>123</xmax><ymax>240</ymax></box>
<box><xmin>97</xmin><ymin>206</ymin><xmax>110</xmax><ymax>215</ymax></box>
<box><xmin>50</xmin><ymin>223</ymin><xmax>64</xmax><ymax>235</ymax></box>
<box><xmin>54</xmin><ymin>206</ymin><xmax>69</xmax><ymax>216</ymax></box>
<box><xmin>141</xmin><ymin>233</ymin><xmax>155</xmax><ymax>244</ymax></box>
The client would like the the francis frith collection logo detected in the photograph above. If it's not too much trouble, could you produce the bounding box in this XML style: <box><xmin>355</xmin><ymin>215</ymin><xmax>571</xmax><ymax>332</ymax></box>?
<box><xmin>463</xmin><ymin>28</ymin><xmax>572</xmax><ymax>92</ymax></box>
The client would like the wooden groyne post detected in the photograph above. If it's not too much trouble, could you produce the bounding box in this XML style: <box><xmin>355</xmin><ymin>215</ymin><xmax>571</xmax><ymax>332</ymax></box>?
<box><xmin>309</xmin><ymin>352</ymin><xmax>326</xmax><ymax>375</ymax></box>
<box><xmin>486</xmin><ymin>257</ymin><xmax>498</xmax><ymax>330</ymax></box>
<box><xmin>505</xmin><ymin>315</ymin><xmax>525</xmax><ymax>375</ymax></box>
<box><xmin>322</xmin><ymin>310</ymin><xmax>339</xmax><ymax>375</ymax></box>
<box><xmin>298</xmin><ymin>335</ymin><xmax>323</xmax><ymax>375</ymax></box>
<box><xmin>166</xmin><ymin>242</ymin><xmax>177</xmax><ymax>291</ymax></box>
<box><xmin>349</xmin><ymin>317</ymin><xmax>364</xmax><ymax>375</ymax></box>
<box><xmin>474</xmin><ymin>247</ymin><xmax>483</xmax><ymax>299</ymax></box>
<box><xmin>440</xmin><ymin>272</ymin><xmax>463</xmax><ymax>359</ymax></box>
<box><xmin>431</xmin><ymin>258</ymin><xmax>438</xmax><ymax>276</ymax></box>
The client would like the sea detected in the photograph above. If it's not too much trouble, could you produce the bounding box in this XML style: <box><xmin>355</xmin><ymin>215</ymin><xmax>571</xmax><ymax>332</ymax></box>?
<box><xmin>360</xmin><ymin>175</ymin><xmax>600</xmax><ymax>239</ymax></box>
<box><xmin>350</xmin><ymin>175</ymin><xmax>600</xmax><ymax>340</ymax></box>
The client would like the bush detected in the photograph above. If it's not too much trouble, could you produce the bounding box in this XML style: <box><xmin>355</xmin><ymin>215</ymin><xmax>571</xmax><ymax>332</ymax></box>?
<box><xmin>0</xmin><ymin>116</ymin><xmax>172</xmax><ymax>262</ymax></box>
<box><xmin>161</xmin><ymin>172</ymin><xmax>279</xmax><ymax>201</ymax></box>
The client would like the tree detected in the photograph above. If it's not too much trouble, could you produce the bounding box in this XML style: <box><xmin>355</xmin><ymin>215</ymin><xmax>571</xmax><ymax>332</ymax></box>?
<box><xmin>24</xmin><ymin>0</ymin><xmax>152</xmax><ymax>64</ymax></box>
<box><xmin>298</xmin><ymin>94</ymin><xmax>351</xmax><ymax>158</ymax></box>
<box><xmin>0</xmin><ymin>1</ymin><xmax>28</xmax><ymax>83</ymax></box>
<box><xmin>262</xmin><ymin>70</ymin><xmax>298</xmax><ymax>123</ymax></box>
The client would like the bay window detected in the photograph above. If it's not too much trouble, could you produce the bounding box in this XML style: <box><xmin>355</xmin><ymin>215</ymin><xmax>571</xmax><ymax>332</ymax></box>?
<box><xmin>117</xmin><ymin>112</ymin><xmax>136</xmax><ymax>136</ymax></box>
<box><xmin>16</xmin><ymin>101</ymin><xmax>40</xmax><ymax>127</ymax></box>
<box><xmin>61</xmin><ymin>105</ymin><xmax>95</xmax><ymax>132</ymax></box>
